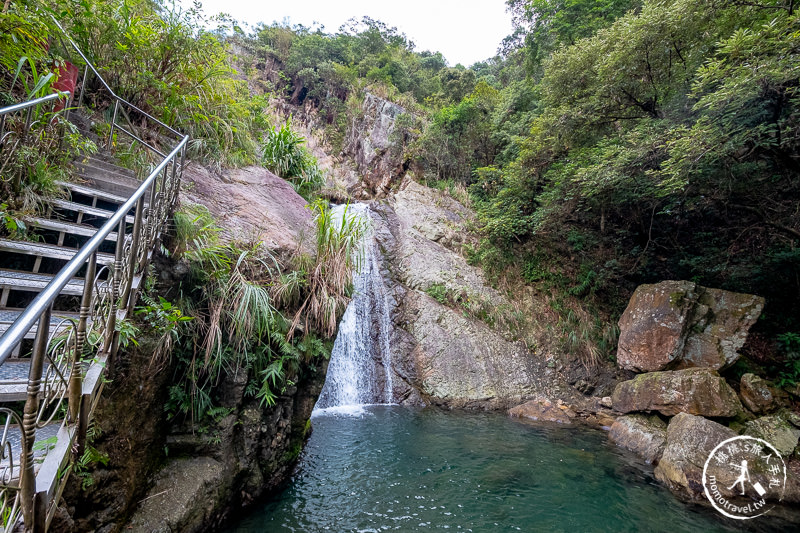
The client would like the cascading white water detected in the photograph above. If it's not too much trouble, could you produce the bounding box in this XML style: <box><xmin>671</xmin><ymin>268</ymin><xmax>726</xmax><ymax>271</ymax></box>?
<box><xmin>313</xmin><ymin>203</ymin><xmax>394</xmax><ymax>414</ymax></box>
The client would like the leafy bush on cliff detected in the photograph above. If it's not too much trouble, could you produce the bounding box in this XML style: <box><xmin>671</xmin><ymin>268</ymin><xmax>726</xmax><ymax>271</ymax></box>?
<box><xmin>159</xmin><ymin>201</ymin><xmax>360</xmax><ymax>424</ymax></box>
<box><xmin>261</xmin><ymin>118</ymin><xmax>325</xmax><ymax>199</ymax></box>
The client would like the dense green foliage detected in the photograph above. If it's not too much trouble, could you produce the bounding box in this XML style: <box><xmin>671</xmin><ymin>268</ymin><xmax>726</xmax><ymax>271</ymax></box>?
<box><xmin>1</xmin><ymin>0</ymin><xmax>270</xmax><ymax>167</ymax></box>
<box><xmin>262</xmin><ymin>118</ymin><xmax>325</xmax><ymax>199</ymax></box>
<box><xmin>481</xmin><ymin>1</ymin><xmax>798</xmax><ymax>371</ymax></box>
<box><xmin>152</xmin><ymin>201</ymin><xmax>360</xmax><ymax>425</ymax></box>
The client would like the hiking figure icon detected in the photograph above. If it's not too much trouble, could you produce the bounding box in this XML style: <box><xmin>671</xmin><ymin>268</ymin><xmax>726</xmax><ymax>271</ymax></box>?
<box><xmin>728</xmin><ymin>460</ymin><xmax>751</xmax><ymax>495</ymax></box>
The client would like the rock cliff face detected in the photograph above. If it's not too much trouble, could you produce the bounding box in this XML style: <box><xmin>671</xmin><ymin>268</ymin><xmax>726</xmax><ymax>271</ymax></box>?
<box><xmin>369</xmin><ymin>180</ymin><xmax>578</xmax><ymax>411</ymax></box>
<box><xmin>271</xmin><ymin>92</ymin><xmax>410</xmax><ymax>200</ymax></box>
<box><xmin>125</xmin><ymin>363</ymin><xmax>326</xmax><ymax>533</ymax></box>
<box><xmin>58</xmin><ymin>165</ymin><xmax>325</xmax><ymax>533</ymax></box>
<box><xmin>342</xmin><ymin>92</ymin><xmax>408</xmax><ymax>197</ymax></box>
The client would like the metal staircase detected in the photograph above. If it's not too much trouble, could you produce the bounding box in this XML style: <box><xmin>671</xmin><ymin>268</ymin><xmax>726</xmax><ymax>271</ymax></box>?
<box><xmin>0</xmin><ymin>16</ymin><xmax>188</xmax><ymax>533</ymax></box>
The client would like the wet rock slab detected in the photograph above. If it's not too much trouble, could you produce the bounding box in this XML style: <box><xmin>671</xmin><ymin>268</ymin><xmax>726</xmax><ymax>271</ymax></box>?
<box><xmin>126</xmin><ymin>457</ymin><xmax>224</xmax><ymax>532</ymax></box>
<box><xmin>609</xmin><ymin>414</ymin><xmax>667</xmax><ymax>464</ymax></box>
<box><xmin>508</xmin><ymin>397</ymin><xmax>576</xmax><ymax>424</ymax></box>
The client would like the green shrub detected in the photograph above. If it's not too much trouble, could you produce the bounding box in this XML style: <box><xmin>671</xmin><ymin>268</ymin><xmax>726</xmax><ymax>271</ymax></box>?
<box><xmin>262</xmin><ymin>118</ymin><xmax>325</xmax><ymax>199</ymax></box>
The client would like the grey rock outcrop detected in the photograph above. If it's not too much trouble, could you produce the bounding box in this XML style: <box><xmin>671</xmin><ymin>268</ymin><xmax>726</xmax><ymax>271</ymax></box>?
<box><xmin>744</xmin><ymin>414</ymin><xmax>800</xmax><ymax>456</ymax></box>
<box><xmin>608</xmin><ymin>414</ymin><xmax>667</xmax><ymax>464</ymax></box>
<box><xmin>654</xmin><ymin>413</ymin><xmax>737</xmax><ymax>500</ymax></box>
<box><xmin>740</xmin><ymin>373</ymin><xmax>777</xmax><ymax>414</ymax></box>
<box><xmin>401</xmin><ymin>291</ymin><xmax>540</xmax><ymax>408</ymax></box>
<box><xmin>126</xmin><ymin>457</ymin><xmax>224</xmax><ymax>532</ymax></box>
<box><xmin>389</xmin><ymin>181</ymin><xmax>497</xmax><ymax>300</ymax></box>
<box><xmin>616</xmin><ymin>281</ymin><xmax>764</xmax><ymax>372</ymax></box>
<box><xmin>344</xmin><ymin>92</ymin><xmax>409</xmax><ymax>197</ymax></box>
<box><xmin>372</xmin><ymin>180</ymin><xmax>569</xmax><ymax>409</ymax></box>
<box><xmin>612</xmin><ymin>368</ymin><xmax>742</xmax><ymax>417</ymax></box>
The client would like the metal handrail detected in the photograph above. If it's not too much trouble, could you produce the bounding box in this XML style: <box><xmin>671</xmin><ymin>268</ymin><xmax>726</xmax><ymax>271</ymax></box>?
<box><xmin>0</xmin><ymin>92</ymin><xmax>68</xmax><ymax>117</ymax></box>
<box><xmin>0</xmin><ymin>135</ymin><xmax>188</xmax><ymax>364</ymax></box>
<box><xmin>47</xmin><ymin>16</ymin><xmax>183</xmax><ymax>140</ymax></box>
<box><xmin>0</xmin><ymin>13</ymin><xmax>190</xmax><ymax>532</ymax></box>
<box><xmin>115</xmin><ymin>123</ymin><xmax>168</xmax><ymax>159</ymax></box>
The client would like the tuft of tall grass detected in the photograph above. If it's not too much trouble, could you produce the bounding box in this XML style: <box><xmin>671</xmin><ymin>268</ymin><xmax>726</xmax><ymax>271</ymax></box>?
<box><xmin>161</xmin><ymin>200</ymin><xmax>358</xmax><ymax>425</ymax></box>
<box><xmin>262</xmin><ymin>118</ymin><xmax>326</xmax><ymax>199</ymax></box>
<box><xmin>282</xmin><ymin>200</ymin><xmax>363</xmax><ymax>339</ymax></box>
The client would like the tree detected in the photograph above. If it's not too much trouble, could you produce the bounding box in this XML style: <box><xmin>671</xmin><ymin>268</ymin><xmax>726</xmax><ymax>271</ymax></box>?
<box><xmin>506</xmin><ymin>0</ymin><xmax>641</xmax><ymax>75</ymax></box>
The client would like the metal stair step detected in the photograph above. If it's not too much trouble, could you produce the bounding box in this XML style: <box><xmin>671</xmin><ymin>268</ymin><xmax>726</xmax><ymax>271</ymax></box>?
<box><xmin>0</xmin><ymin>359</ymin><xmax>39</xmax><ymax>384</ymax></box>
<box><xmin>56</xmin><ymin>180</ymin><xmax>132</xmax><ymax>206</ymax></box>
<box><xmin>0</xmin><ymin>420</ymin><xmax>62</xmax><ymax>472</ymax></box>
<box><xmin>80</xmin><ymin>155</ymin><xmax>137</xmax><ymax>178</ymax></box>
<box><xmin>0</xmin><ymin>307</ymin><xmax>80</xmax><ymax>342</ymax></box>
<box><xmin>74</xmin><ymin>162</ymin><xmax>140</xmax><ymax>186</ymax></box>
<box><xmin>0</xmin><ymin>238</ymin><xmax>115</xmax><ymax>264</ymax></box>
<box><xmin>25</xmin><ymin>217</ymin><xmax>118</xmax><ymax>242</ymax></box>
<box><xmin>73</xmin><ymin>172</ymin><xmax>140</xmax><ymax>198</ymax></box>
<box><xmin>0</xmin><ymin>269</ymin><xmax>91</xmax><ymax>297</ymax></box>
<box><xmin>0</xmin><ymin>359</ymin><xmax>77</xmax><ymax>386</ymax></box>
<box><xmin>49</xmin><ymin>199</ymin><xmax>135</xmax><ymax>224</ymax></box>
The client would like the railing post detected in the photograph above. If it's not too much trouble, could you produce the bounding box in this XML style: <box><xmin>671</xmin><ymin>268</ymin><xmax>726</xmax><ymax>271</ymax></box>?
<box><xmin>107</xmin><ymin>99</ymin><xmax>119</xmax><ymax>150</ymax></box>
<box><xmin>72</xmin><ymin>253</ymin><xmax>96</xmax><ymax>457</ymax></box>
<box><xmin>180</xmin><ymin>142</ymin><xmax>187</xmax><ymax>176</ymax></box>
<box><xmin>157</xmin><ymin>164</ymin><xmax>169</xmax><ymax>232</ymax></box>
<box><xmin>146</xmin><ymin>174</ymin><xmax>160</xmax><ymax>249</ymax></box>
<box><xmin>121</xmin><ymin>197</ymin><xmax>144</xmax><ymax>313</ymax></box>
<box><xmin>168</xmin><ymin>158</ymin><xmax>179</xmax><ymax>213</ymax></box>
<box><xmin>78</xmin><ymin>65</ymin><xmax>89</xmax><ymax>109</ymax></box>
<box><xmin>103</xmin><ymin>219</ymin><xmax>125</xmax><ymax>355</ymax></box>
<box><xmin>21</xmin><ymin>305</ymin><xmax>52</xmax><ymax>533</ymax></box>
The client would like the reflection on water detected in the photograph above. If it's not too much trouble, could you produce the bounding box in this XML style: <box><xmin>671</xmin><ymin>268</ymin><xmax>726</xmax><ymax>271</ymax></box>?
<box><xmin>231</xmin><ymin>406</ymin><xmax>786</xmax><ymax>532</ymax></box>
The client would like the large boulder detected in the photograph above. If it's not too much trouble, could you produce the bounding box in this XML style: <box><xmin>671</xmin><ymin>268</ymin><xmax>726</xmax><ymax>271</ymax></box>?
<box><xmin>609</xmin><ymin>414</ymin><xmax>667</xmax><ymax>464</ymax></box>
<box><xmin>677</xmin><ymin>287</ymin><xmax>765</xmax><ymax>369</ymax></box>
<box><xmin>654</xmin><ymin>413</ymin><xmax>737</xmax><ymax>500</ymax></box>
<box><xmin>181</xmin><ymin>163</ymin><xmax>314</xmax><ymax>254</ymax></box>
<box><xmin>744</xmin><ymin>415</ymin><xmax>800</xmax><ymax>456</ymax></box>
<box><xmin>739</xmin><ymin>373</ymin><xmax>777</xmax><ymax>414</ymax></box>
<box><xmin>612</xmin><ymin>368</ymin><xmax>742</xmax><ymax>417</ymax></box>
<box><xmin>616</xmin><ymin>280</ymin><xmax>697</xmax><ymax>372</ymax></box>
<box><xmin>616</xmin><ymin>281</ymin><xmax>764</xmax><ymax>372</ymax></box>
<box><xmin>657</xmin><ymin>414</ymin><xmax>800</xmax><ymax>510</ymax></box>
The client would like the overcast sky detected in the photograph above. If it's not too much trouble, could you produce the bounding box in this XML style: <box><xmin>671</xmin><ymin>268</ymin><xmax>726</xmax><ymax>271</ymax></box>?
<box><xmin>187</xmin><ymin>0</ymin><xmax>513</xmax><ymax>66</ymax></box>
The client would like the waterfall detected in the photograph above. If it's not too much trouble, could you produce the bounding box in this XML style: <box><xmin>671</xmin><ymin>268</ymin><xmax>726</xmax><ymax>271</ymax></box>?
<box><xmin>313</xmin><ymin>203</ymin><xmax>394</xmax><ymax>414</ymax></box>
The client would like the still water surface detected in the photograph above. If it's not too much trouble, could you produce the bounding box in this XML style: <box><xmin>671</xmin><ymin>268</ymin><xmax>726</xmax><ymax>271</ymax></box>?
<box><xmin>232</xmin><ymin>406</ymin><xmax>750</xmax><ymax>532</ymax></box>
